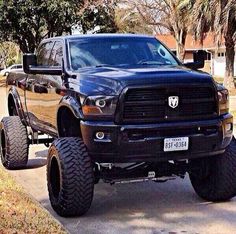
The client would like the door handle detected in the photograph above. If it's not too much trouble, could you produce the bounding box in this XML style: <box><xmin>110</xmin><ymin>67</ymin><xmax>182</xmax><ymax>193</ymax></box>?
<box><xmin>27</xmin><ymin>79</ymin><xmax>34</xmax><ymax>84</ymax></box>
<box><xmin>34</xmin><ymin>84</ymin><xmax>48</xmax><ymax>94</ymax></box>
<box><xmin>40</xmin><ymin>82</ymin><xmax>48</xmax><ymax>86</ymax></box>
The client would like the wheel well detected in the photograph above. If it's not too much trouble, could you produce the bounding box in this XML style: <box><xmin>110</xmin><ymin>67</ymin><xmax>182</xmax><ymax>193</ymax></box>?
<box><xmin>57</xmin><ymin>107</ymin><xmax>82</xmax><ymax>138</ymax></box>
<box><xmin>8</xmin><ymin>94</ymin><xmax>16</xmax><ymax>116</ymax></box>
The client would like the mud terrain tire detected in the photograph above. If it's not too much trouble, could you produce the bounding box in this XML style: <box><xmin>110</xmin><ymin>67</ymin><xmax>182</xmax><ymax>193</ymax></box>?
<box><xmin>0</xmin><ymin>116</ymin><xmax>29</xmax><ymax>169</ymax></box>
<box><xmin>190</xmin><ymin>137</ymin><xmax>236</xmax><ymax>201</ymax></box>
<box><xmin>47</xmin><ymin>137</ymin><xmax>94</xmax><ymax>217</ymax></box>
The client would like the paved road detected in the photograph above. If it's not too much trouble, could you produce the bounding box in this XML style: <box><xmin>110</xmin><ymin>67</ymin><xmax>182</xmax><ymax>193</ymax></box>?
<box><xmin>1</xmin><ymin>87</ymin><xmax>236</xmax><ymax>234</ymax></box>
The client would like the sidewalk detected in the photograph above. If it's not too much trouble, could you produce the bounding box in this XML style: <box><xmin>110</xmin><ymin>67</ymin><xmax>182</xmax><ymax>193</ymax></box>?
<box><xmin>230</xmin><ymin>96</ymin><xmax>236</xmax><ymax>124</ymax></box>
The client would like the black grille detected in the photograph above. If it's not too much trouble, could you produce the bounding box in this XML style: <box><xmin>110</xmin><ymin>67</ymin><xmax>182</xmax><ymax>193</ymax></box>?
<box><xmin>122</xmin><ymin>86</ymin><xmax>217</xmax><ymax>123</ymax></box>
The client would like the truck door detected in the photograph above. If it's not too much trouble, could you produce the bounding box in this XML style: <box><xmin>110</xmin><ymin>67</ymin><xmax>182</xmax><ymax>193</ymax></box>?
<box><xmin>25</xmin><ymin>41</ymin><xmax>54</xmax><ymax>131</ymax></box>
<box><xmin>39</xmin><ymin>41</ymin><xmax>64</xmax><ymax>135</ymax></box>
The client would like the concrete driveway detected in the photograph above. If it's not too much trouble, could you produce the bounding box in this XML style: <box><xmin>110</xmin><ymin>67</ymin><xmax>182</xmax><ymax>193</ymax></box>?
<box><xmin>1</xmin><ymin>87</ymin><xmax>236</xmax><ymax>234</ymax></box>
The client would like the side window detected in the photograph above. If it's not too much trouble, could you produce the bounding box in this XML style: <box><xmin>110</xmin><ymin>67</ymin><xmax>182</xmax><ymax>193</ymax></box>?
<box><xmin>37</xmin><ymin>42</ymin><xmax>53</xmax><ymax>66</ymax></box>
<box><xmin>49</xmin><ymin>41</ymin><xmax>63</xmax><ymax>66</ymax></box>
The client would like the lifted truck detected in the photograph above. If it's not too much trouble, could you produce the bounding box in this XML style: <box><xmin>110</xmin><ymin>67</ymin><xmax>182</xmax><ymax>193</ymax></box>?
<box><xmin>1</xmin><ymin>34</ymin><xmax>236</xmax><ymax>217</ymax></box>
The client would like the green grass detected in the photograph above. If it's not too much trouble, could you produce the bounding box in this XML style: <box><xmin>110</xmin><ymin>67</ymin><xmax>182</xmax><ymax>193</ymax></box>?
<box><xmin>0</xmin><ymin>166</ymin><xmax>66</xmax><ymax>234</ymax></box>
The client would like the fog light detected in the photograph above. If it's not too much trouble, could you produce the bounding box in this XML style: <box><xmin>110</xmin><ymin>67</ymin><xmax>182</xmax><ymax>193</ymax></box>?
<box><xmin>225</xmin><ymin>123</ymin><xmax>232</xmax><ymax>132</ymax></box>
<box><xmin>96</xmin><ymin>132</ymin><xmax>105</xmax><ymax>140</ymax></box>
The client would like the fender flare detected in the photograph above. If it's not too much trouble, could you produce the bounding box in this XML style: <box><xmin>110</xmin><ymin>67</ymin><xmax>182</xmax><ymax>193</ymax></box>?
<box><xmin>56</xmin><ymin>96</ymin><xmax>84</xmax><ymax>137</ymax></box>
<box><xmin>8</xmin><ymin>87</ymin><xmax>27</xmax><ymax>124</ymax></box>
<box><xmin>57</xmin><ymin>95</ymin><xmax>83</xmax><ymax>123</ymax></box>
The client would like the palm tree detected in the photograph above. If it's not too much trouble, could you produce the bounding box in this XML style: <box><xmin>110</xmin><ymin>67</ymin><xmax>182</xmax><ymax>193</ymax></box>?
<box><xmin>115</xmin><ymin>8</ymin><xmax>153</xmax><ymax>34</ymax></box>
<box><xmin>191</xmin><ymin>0</ymin><xmax>236</xmax><ymax>90</ymax></box>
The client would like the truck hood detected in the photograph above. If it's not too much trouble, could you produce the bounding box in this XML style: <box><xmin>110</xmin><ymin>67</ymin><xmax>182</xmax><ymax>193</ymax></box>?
<box><xmin>69</xmin><ymin>65</ymin><xmax>214</xmax><ymax>96</ymax></box>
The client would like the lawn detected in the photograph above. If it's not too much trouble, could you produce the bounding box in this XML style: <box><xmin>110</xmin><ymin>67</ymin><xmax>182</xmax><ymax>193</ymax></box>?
<box><xmin>0</xmin><ymin>75</ymin><xmax>5</xmax><ymax>87</ymax></box>
<box><xmin>213</xmin><ymin>76</ymin><xmax>224</xmax><ymax>84</ymax></box>
<box><xmin>0</xmin><ymin>166</ymin><xmax>66</xmax><ymax>234</ymax></box>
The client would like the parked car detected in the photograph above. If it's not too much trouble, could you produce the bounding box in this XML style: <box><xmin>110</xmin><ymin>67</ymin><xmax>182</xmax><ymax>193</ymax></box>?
<box><xmin>1</xmin><ymin>34</ymin><xmax>236</xmax><ymax>217</ymax></box>
<box><xmin>0</xmin><ymin>64</ymin><xmax>23</xmax><ymax>76</ymax></box>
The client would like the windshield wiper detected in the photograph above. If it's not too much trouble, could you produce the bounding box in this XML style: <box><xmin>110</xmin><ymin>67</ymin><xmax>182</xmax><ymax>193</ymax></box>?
<box><xmin>95</xmin><ymin>64</ymin><xmax>131</xmax><ymax>68</ymax></box>
<box><xmin>137</xmin><ymin>60</ymin><xmax>167</xmax><ymax>66</ymax></box>
<box><xmin>95</xmin><ymin>64</ymin><xmax>113</xmax><ymax>68</ymax></box>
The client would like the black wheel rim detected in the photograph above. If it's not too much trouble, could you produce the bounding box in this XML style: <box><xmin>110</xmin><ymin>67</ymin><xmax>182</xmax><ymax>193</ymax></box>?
<box><xmin>12</xmin><ymin>107</ymin><xmax>18</xmax><ymax>116</ymax></box>
<box><xmin>0</xmin><ymin>129</ymin><xmax>6</xmax><ymax>164</ymax></box>
<box><xmin>50</xmin><ymin>156</ymin><xmax>61</xmax><ymax>199</ymax></box>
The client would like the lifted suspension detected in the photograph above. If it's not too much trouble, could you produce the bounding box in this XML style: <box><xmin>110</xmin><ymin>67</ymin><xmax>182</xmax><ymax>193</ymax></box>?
<box><xmin>95</xmin><ymin>161</ymin><xmax>190</xmax><ymax>185</ymax></box>
<box><xmin>27</xmin><ymin>127</ymin><xmax>54</xmax><ymax>147</ymax></box>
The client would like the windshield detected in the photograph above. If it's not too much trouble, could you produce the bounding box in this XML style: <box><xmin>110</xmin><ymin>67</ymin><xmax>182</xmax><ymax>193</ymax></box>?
<box><xmin>68</xmin><ymin>37</ymin><xmax>179</xmax><ymax>70</ymax></box>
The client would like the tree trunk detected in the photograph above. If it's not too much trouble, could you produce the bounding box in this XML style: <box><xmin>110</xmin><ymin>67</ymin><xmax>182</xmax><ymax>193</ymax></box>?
<box><xmin>176</xmin><ymin>42</ymin><xmax>185</xmax><ymax>62</ymax></box>
<box><xmin>175</xmin><ymin>30</ymin><xmax>187</xmax><ymax>62</ymax></box>
<box><xmin>224</xmin><ymin>35</ymin><xmax>235</xmax><ymax>90</ymax></box>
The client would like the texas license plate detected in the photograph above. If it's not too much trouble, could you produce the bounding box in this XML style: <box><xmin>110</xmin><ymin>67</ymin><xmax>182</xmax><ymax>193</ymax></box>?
<box><xmin>164</xmin><ymin>137</ymin><xmax>189</xmax><ymax>152</ymax></box>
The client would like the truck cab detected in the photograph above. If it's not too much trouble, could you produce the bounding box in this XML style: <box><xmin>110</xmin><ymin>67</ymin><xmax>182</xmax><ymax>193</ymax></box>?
<box><xmin>1</xmin><ymin>34</ymin><xmax>236</xmax><ymax>217</ymax></box>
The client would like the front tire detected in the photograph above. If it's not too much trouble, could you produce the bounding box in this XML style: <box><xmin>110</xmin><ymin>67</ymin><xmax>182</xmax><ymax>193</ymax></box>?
<box><xmin>0</xmin><ymin>116</ymin><xmax>29</xmax><ymax>169</ymax></box>
<box><xmin>47</xmin><ymin>137</ymin><xmax>94</xmax><ymax>217</ymax></box>
<box><xmin>189</xmin><ymin>137</ymin><xmax>236</xmax><ymax>201</ymax></box>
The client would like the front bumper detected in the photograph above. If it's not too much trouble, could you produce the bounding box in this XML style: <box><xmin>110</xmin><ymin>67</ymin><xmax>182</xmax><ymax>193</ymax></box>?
<box><xmin>81</xmin><ymin>114</ymin><xmax>233</xmax><ymax>163</ymax></box>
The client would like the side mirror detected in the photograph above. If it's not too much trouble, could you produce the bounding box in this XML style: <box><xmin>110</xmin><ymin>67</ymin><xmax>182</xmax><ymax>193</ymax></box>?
<box><xmin>184</xmin><ymin>50</ymin><xmax>205</xmax><ymax>70</ymax></box>
<box><xmin>23</xmin><ymin>54</ymin><xmax>37</xmax><ymax>74</ymax></box>
<box><xmin>23</xmin><ymin>54</ymin><xmax>62</xmax><ymax>76</ymax></box>
<box><xmin>184</xmin><ymin>61</ymin><xmax>205</xmax><ymax>70</ymax></box>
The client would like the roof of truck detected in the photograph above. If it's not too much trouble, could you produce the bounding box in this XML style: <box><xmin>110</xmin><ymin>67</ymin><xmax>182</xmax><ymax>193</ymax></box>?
<box><xmin>42</xmin><ymin>33</ymin><xmax>155</xmax><ymax>42</ymax></box>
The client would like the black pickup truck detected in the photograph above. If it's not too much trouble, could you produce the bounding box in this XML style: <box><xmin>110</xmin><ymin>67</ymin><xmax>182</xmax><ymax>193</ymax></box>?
<box><xmin>1</xmin><ymin>34</ymin><xmax>236</xmax><ymax>217</ymax></box>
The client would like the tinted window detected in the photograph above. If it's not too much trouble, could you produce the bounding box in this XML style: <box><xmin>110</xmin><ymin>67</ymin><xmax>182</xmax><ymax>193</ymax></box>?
<box><xmin>37</xmin><ymin>42</ymin><xmax>53</xmax><ymax>66</ymax></box>
<box><xmin>68</xmin><ymin>37</ymin><xmax>179</xmax><ymax>70</ymax></box>
<box><xmin>49</xmin><ymin>41</ymin><xmax>63</xmax><ymax>66</ymax></box>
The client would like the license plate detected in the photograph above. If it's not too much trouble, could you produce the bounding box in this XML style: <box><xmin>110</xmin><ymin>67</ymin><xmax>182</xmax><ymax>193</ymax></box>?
<box><xmin>164</xmin><ymin>137</ymin><xmax>189</xmax><ymax>152</ymax></box>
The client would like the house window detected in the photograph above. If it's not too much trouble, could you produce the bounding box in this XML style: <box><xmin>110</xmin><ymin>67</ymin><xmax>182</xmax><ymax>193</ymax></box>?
<box><xmin>218</xmin><ymin>52</ymin><xmax>225</xmax><ymax>57</ymax></box>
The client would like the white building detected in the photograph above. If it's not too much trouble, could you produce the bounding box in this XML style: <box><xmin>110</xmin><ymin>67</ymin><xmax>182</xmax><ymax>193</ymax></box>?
<box><xmin>157</xmin><ymin>33</ymin><xmax>236</xmax><ymax>77</ymax></box>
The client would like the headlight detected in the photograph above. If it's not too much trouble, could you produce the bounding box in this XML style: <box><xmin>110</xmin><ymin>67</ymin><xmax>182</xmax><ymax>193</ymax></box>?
<box><xmin>218</xmin><ymin>89</ymin><xmax>229</xmax><ymax>115</ymax></box>
<box><xmin>81</xmin><ymin>96</ymin><xmax>118</xmax><ymax>118</ymax></box>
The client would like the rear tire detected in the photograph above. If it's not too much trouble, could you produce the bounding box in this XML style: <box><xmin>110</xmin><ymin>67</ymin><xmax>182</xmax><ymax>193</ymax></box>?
<box><xmin>47</xmin><ymin>137</ymin><xmax>94</xmax><ymax>217</ymax></box>
<box><xmin>189</xmin><ymin>137</ymin><xmax>236</xmax><ymax>201</ymax></box>
<box><xmin>0</xmin><ymin>116</ymin><xmax>29</xmax><ymax>169</ymax></box>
